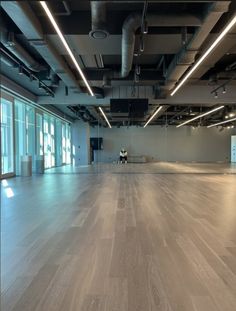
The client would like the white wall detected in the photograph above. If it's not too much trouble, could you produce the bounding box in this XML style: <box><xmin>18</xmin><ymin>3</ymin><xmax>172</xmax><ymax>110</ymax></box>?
<box><xmin>91</xmin><ymin>125</ymin><xmax>236</xmax><ymax>163</ymax></box>
<box><xmin>72</xmin><ymin>120</ymin><xmax>90</xmax><ymax>165</ymax></box>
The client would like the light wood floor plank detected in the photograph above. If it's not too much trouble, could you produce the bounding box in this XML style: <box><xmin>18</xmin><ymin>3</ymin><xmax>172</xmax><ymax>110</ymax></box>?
<box><xmin>1</xmin><ymin>163</ymin><xmax>236</xmax><ymax>311</ymax></box>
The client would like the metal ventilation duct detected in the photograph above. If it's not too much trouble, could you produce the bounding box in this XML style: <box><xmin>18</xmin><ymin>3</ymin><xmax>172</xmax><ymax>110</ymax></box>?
<box><xmin>0</xmin><ymin>21</ymin><xmax>46</xmax><ymax>72</ymax></box>
<box><xmin>1</xmin><ymin>1</ymin><xmax>82</xmax><ymax>92</ymax></box>
<box><xmin>89</xmin><ymin>1</ymin><xmax>109</xmax><ymax>39</ymax></box>
<box><xmin>115</xmin><ymin>12</ymin><xmax>202</xmax><ymax>79</ymax></box>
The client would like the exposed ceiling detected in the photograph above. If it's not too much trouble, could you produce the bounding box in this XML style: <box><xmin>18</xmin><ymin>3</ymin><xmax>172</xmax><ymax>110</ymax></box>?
<box><xmin>1</xmin><ymin>0</ymin><xmax>236</xmax><ymax>127</ymax></box>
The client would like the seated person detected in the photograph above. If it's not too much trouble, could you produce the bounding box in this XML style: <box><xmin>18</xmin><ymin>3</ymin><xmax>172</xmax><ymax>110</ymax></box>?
<box><xmin>120</xmin><ymin>148</ymin><xmax>128</xmax><ymax>163</ymax></box>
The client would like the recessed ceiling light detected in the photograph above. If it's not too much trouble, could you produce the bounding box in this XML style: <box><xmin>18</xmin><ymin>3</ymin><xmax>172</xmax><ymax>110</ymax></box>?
<box><xmin>176</xmin><ymin>106</ymin><xmax>224</xmax><ymax>128</ymax></box>
<box><xmin>98</xmin><ymin>107</ymin><xmax>112</xmax><ymax>128</ymax></box>
<box><xmin>40</xmin><ymin>1</ymin><xmax>94</xmax><ymax>96</ymax></box>
<box><xmin>207</xmin><ymin>116</ymin><xmax>236</xmax><ymax>128</ymax></box>
<box><xmin>144</xmin><ymin>106</ymin><xmax>163</xmax><ymax>128</ymax></box>
<box><xmin>171</xmin><ymin>14</ymin><xmax>236</xmax><ymax>96</ymax></box>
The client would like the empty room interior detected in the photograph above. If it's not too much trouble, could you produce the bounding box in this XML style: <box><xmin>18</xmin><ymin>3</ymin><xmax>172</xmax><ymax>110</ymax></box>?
<box><xmin>1</xmin><ymin>1</ymin><xmax>236</xmax><ymax>310</ymax></box>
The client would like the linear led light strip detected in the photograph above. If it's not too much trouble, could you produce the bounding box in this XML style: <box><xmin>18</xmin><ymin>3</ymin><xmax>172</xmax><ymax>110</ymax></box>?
<box><xmin>144</xmin><ymin>106</ymin><xmax>163</xmax><ymax>128</ymax></box>
<box><xmin>171</xmin><ymin>14</ymin><xmax>236</xmax><ymax>96</ymax></box>
<box><xmin>176</xmin><ymin>105</ymin><xmax>224</xmax><ymax>128</ymax></box>
<box><xmin>40</xmin><ymin>1</ymin><xmax>94</xmax><ymax>96</ymax></box>
<box><xmin>207</xmin><ymin>117</ymin><xmax>236</xmax><ymax>128</ymax></box>
<box><xmin>99</xmin><ymin>107</ymin><xmax>112</xmax><ymax>128</ymax></box>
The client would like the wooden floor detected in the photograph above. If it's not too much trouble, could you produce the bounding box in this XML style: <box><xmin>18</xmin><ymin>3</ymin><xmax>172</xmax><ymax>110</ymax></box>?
<box><xmin>1</xmin><ymin>163</ymin><xmax>236</xmax><ymax>311</ymax></box>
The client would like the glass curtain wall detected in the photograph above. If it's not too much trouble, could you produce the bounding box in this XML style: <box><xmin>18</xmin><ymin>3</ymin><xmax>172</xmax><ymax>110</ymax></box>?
<box><xmin>55</xmin><ymin>119</ymin><xmax>62</xmax><ymax>167</ymax></box>
<box><xmin>65</xmin><ymin>123</ymin><xmax>71</xmax><ymax>164</ymax></box>
<box><xmin>36</xmin><ymin>112</ymin><xmax>43</xmax><ymax>156</ymax></box>
<box><xmin>0</xmin><ymin>96</ymin><xmax>14</xmax><ymax>177</ymax></box>
<box><xmin>15</xmin><ymin>99</ymin><xmax>26</xmax><ymax>175</ymax></box>
<box><xmin>25</xmin><ymin>105</ymin><xmax>35</xmax><ymax>170</ymax></box>
<box><xmin>0</xmin><ymin>91</ymin><xmax>72</xmax><ymax>178</ymax></box>
<box><xmin>62</xmin><ymin>123</ymin><xmax>66</xmax><ymax>164</ymax></box>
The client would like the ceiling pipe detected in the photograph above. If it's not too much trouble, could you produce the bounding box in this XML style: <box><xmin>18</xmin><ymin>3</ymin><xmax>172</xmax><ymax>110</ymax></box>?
<box><xmin>0</xmin><ymin>22</ymin><xmax>46</xmax><ymax>72</ymax></box>
<box><xmin>0</xmin><ymin>50</ymin><xmax>17</xmax><ymax>67</ymax></box>
<box><xmin>1</xmin><ymin>1</ymin><xmax>82</xmax><ymax>92</ymax></box>
<box><xmin>113</xmin><ymin>12</ymin><xmax>203</xmax><ymax>79</ymax></box>
<box><xmin>50</xmin><ymin>71</ymin><xmax>60</xmax><ymax>88</ymax></box>
<box><xmin>89</xmin><ymin>1</ymin><xmax>109</xmax><ymax>39</ymax></box>
<box><xmin>164</xmin><ymin>1</ymin><xmax>231</xmax><ymax>92</ymax></box>
<box><xmin>67</xmin><ymin>105</ymin><xmax>97</xmax><ymax>124</ymax></box>
<box><xmin>0</xmin><ymin>46</ymin><xmax>55</xmax><ymax>96</ymax></box>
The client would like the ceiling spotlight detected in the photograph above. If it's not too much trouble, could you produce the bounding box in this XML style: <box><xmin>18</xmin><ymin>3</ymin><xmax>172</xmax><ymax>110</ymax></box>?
<box><xmin>229</xmin><ymin>113</ymin><xmax>235</xmax><ymax>118</ymax></box>
<box><xmin>181</xmin><ymin>27</ymin><xmax>187</xmax><ymax>45</ymax></box>
<box><xmin>231</xmin><ymin>125</ymin><xmax>234</xmax><ymax>129</ymax></box>
<box><xmin>214</xmin><ymin>91</ymin><xmax>218</xmax><ymax>99</ymax></box>
<box><xmin>140</xmin><ymin>37</ymin><xmax>144</xmax><ymax>52</ymax></box>
<box><xmin>18</xmin><ymin>65</ymin><xmax>23</xmax><ymax>75</ymax></box>
<box><xmin>142</xmin><ymin>20</ymin><xmax>148</xmax><ymax>34</ymax></box>
<box><xmin>135</xmin><ymin>65</ymin><xmax>141</xmax><ymax>75</ymax></box>
<box><xmin>222</xmin><ymin>86</ymin><xmax>226</xmax><ymax>94</ymax></box>
<box><xmin>225</xmin><ymin>115</ymin><xmax>229</xmax><ymax>119</ymax></box>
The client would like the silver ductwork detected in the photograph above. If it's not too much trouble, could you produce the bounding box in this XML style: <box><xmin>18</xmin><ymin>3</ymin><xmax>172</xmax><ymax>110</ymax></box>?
<box><xmin>110</xmin><ymin>2</ymin><xmax>229</xmax><ymax>85</ymax></box>
<box><xmin>89</xmin><ymin>1</ymin><xmax>109</xmax><ymax>39</ymax></box>
<box><xmin>0</xmin><ymin>22</ymin><xmax>46</xmax><ymax>72</ymax></box>
<box><xmin>121</xmin><ymin>13</ymin><xmax>142</xmax><ymax>78</ymax></box>
<box><xmin>102</xmin><ymin>11</ymin><xmax>203</xmax><ymax>82</ymax></box>
<box><xmin>1</xmin><ymin>1</ymin><xmax>82</xmax><ymax>92</ymax></box>
<box><xmin>121</xmin><ymin>12</ymin><xmax>203</xmax><ymax>78</ymax></box>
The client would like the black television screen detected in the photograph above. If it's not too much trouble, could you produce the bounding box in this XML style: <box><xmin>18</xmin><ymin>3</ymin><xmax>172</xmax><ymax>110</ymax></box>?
<box><xmin>90</xmin><ymin>137</ymin><xmax>103</xmax><ymax>150</ymax></box>
<box><xmin>110</xmin><ymin>98</ymin><xmax>148</xmax><ymax>118</ymax></box>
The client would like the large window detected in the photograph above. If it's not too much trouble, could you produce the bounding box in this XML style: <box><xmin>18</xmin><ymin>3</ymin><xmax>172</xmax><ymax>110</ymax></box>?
<box><xmin>1</xmin><ymin>97</ymin><xmax>14</xmax><ymax>177</ymax></box>
<box><xmin>62</xmin><ymin>123</ymin><xmax>66</xmax><ymax>164</ymax></box>
<box><xmin>66</xmin><ymin>123</ymin><xmax>71</xmax><ymax>164</ymax></box>
<box><xmin>15</xmin><ymin>99</ymin><xmax>26</xmax><ymax>175</ymax></box>
<box><xmin>0</xmin><ymin>91</ymin><xmax>72</xmax><ymax>178</ymax></box>
<box><xmin>36</xmin><ymin>112</ymin><xmax>43</xmax><ymax>156</ymax></box>
<box><xmin>55</xmin><ymin>119</ymin><xmax>62</xmax><ymax>166</ymax></box>
<box><xmin>43</xmin><ymin>114</ymin><xmax>50</xmax><ymax>169</ymax></box>
<box><xmin>25</xmin><ymin>106</ymin><xmax>35</xmax><ymax>164</ymax></box>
